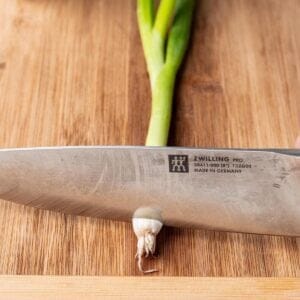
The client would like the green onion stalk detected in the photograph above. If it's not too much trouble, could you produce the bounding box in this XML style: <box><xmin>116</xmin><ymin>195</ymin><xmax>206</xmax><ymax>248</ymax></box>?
<box><xmin>137</xmin><ymin>0</ymin><xmax>195</xmax><ymax>146</ymax></box>
<box><xmin>132</xmin><ymin>0</ymin><xmax>195</xmax><ymax>273</ymax></box>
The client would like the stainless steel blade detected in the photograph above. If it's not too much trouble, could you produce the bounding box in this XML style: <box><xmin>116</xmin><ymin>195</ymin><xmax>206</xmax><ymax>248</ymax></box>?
<box><xmin>0</xmin><ymin>146</ymin><xmax>299</xmax><ymax>236</ymax></box>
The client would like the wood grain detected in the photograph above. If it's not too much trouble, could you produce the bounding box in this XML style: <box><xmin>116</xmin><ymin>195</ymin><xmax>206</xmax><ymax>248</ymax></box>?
<box><xmin>0</xmin><ymin>276</ymin><xmax>299</xmax><ymax>299</ymax></box>
<box><xmin>0</xmin><ymin>0</ymin><xmax>299</xmax><ymax>276</ymax></box>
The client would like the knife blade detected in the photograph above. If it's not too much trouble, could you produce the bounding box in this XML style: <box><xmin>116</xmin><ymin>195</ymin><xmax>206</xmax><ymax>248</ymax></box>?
<box><xmin>0</xmin><ymin>146</ymin><xmax>299</xmax><ymax>236</ymax></box>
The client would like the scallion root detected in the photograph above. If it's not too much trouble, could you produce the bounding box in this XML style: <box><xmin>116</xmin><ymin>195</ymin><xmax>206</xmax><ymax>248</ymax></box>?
<box><xmin>132</xmin><ymin>208</ymin><xmax>163</xmax><ymax>274</ymax></box>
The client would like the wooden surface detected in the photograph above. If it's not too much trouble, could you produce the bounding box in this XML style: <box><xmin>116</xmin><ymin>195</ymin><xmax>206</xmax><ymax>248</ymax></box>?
<box><xmin>0</xmin><ymin>0</ymin><xmax>299</xmax><ymax>276</ymax></box>
<box><xmin>0</xmin><ymin>277</ymin><xmax>299</xmax><ymax>299</ymax></box>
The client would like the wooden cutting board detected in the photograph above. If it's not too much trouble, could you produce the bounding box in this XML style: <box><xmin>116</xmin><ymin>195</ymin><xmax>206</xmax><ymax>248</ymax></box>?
<box><xmin>0</xmin><ymin>0</ymin><xmax>299</xmax><ymax>276</ymax></box>
<box><xmin>0</xmin><ymin>277</ymin><xmax>299</xmax><ymax>299</ymax></box>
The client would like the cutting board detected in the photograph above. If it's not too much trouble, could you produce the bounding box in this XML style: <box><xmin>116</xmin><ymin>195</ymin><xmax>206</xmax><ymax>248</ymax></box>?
<box><xmin>0</xmin><ymin>0</ymin><xmax>299</xmax><ymax>276</ymax></box>
<box><xmin>0</xmin><ymin>277</ymin><xmax>299</xmax><ymax>299</ymax></box>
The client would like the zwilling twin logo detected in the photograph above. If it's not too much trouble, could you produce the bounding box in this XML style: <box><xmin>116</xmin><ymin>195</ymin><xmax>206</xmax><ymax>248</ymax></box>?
<box><xmin>168</xmin><ymin>155</ymin><xmax>189</xmax><ymax>173</ymax></box>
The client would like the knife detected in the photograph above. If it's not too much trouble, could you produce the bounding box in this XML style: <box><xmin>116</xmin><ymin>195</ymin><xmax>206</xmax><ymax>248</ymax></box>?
<box><xmin>0</xmin><ymin>146</ymin><xmax>299</xmax><ymax>236</ymax></box>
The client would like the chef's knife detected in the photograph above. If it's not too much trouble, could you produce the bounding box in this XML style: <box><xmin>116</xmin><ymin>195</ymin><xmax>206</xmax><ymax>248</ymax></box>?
<box><xmin>0</xmin><ymin>146</ymin><xmax>299</xmax><ymax>236</ymax></box>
